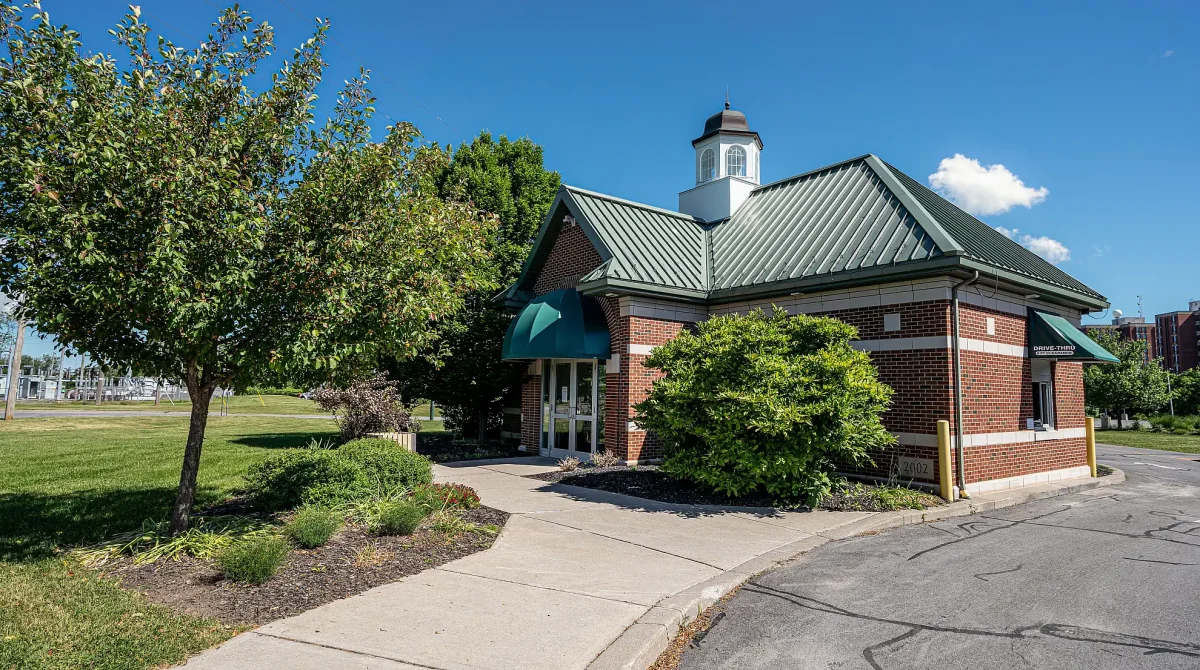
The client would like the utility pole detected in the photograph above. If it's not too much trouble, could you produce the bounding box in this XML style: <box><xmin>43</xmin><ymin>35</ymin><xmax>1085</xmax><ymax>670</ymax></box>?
<box><xmin>4</xmin><ymin>318</ymin><xmax>26</xmax><ymax>421</ymax></box>
<box><xmin>95</xmin><ymin>365</ymin><xmax>104</xmax><ymax>406</ymax></box>
<box><xmin>54</xmin><ymin>350</ymin><xmax>65</xmax><ymax>402</ymax></box>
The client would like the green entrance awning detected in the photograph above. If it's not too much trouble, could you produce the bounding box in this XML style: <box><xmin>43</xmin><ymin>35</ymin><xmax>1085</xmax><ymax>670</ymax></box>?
<box><xmin>1028</xmin><ymin>309</ymin><xmax>1119</xmax><ymax>363</ymax></box>
<box><xmin>502</xmin><ymin>288</ymin><xmax>611</xmax><ymax>360</ymax></box>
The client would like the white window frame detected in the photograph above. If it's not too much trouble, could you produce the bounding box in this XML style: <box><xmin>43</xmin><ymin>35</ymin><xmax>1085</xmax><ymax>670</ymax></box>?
<box><xmin>699</xmin><ymin>148</ymin><xmax>716</xmax><ymax>182</ymax></box>
<box><xmin>726</xmin><ymin>145</ymin><xmax>746</xmax><ymax>177</ymax></box>
<box><xmin>1030</xmin><ymin>359</ymin><xmax>1055</xmax><ymax>430</ymax></box>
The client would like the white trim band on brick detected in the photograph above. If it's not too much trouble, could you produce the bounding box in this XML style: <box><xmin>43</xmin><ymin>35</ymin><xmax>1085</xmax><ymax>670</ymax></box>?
<box><xmin>628</xmin><ymin>343</ymin><xmax>656</xmax><ymax>355</ymax></box>
<box><xmin>893</xmin><ymin>426</ymin><xmax>1088</xmax><ymax>448</ymax></box>
<box><xmin>627</xmin><ymin>421</ymin><xmax>644</xmax><ymax>433</ymax></box>
<box><xmin>964</xmin><ymin>465</ymin><xmax>1092</xmax><ymax>495</ymax></box>
<box><xmin>851</xmin><ymin>336</ymin><xmax>1027</xmax><ymax>358</ymax></box>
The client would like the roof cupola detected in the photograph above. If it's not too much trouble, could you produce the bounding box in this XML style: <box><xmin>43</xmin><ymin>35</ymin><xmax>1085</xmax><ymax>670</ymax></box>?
<box><xmin>679</xmin><ymin>95</ymin><xmax>763</xmax><ymax>221</ymax></box>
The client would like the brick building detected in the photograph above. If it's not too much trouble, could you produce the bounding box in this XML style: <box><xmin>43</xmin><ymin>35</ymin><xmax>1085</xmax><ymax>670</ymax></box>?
<box><xmin>499</xmin><ymin>104</ymin><xmax>1116</xmax><ymax>499</ymax></box>
<box><xmin>1081</xmin><ymin>316</ymin><xmax>1157</xmax><ymax>364</ymax></box>
<box><xmin>1155</xmin><ymin>303</ymin><xmax>1200</xmax><ymax>372</ymax></box>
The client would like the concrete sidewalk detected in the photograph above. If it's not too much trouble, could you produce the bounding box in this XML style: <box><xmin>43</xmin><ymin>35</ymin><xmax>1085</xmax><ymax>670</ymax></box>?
<box><xmin>182</xmin><ymin>459</ymin><xmax>1121</xmax><ymax>670</ymax></box>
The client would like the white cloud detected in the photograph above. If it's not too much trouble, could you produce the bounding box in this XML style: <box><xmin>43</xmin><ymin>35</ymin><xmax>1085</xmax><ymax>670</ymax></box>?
<box><xmin>929</xmin><ymin>154</ymin><xmax>1049</xmax><ymax>216</ymax></box>
<box><xmin>1162</xmin><ymin>49</ymin><xmax>1175</xmax><ymax>58</ymax></box>
<box><xmin>994</xmin><ymin>226</ymin><xmax>1071</xmax><ymax>265</ymax></box>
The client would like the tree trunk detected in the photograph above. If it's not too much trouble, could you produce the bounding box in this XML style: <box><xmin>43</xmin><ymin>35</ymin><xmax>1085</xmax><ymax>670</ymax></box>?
<box><xmin>154</xmin><ymin>379</ymin><xmax>161</xmax><ymax>406</ymax></box>
<box><xmin>95</xmin><ymin>369</ymin><xmax>104</xmax><ymax>405</ymax></box>
<box><xmin>477</xmin><ymin>411</ymin><xmax>486</xmax><ymax>443</ymax></box>
<box><xmin>169</xmin><ymin>364</ymin><xmax>213</xmax><ymax>535</ymax></box>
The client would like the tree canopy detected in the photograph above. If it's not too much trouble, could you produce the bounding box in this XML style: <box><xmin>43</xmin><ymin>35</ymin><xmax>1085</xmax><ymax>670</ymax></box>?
<box><xmin>0</xmin><ymin>4</ymin><xmax>493</xmax><ymax>531</ymax></box>
<box><xmin>388</xmin><ymin>132</ymin><xmax>560</xmax><ymax>438</ymax></box>
<box><xmin>1083</xmin><ymin>331</ymin><xmax>1171</xmax><ymax>416</ymax></box>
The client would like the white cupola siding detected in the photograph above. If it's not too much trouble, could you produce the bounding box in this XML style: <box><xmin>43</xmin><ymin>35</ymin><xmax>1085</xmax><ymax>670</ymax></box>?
<box><xmin>678</xmin><ymin>101</ymin><xmax>763</xmax><ymax>222</ymax></box>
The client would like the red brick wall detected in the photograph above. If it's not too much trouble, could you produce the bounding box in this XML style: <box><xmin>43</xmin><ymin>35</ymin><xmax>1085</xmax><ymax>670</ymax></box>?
<box><xmin>519</xmin><ymin>372</ymin><xmax>540</xmax><ymax>451</ymax></box>
<box><xmin>965</xmin><ymin>438</ymin><xmax>1087</xmax><ymax>483</ymax></box>
<box><xmin>532</xmin><ymin>223</ymin><xmax>603</xmax><ymax>296</ymax></box>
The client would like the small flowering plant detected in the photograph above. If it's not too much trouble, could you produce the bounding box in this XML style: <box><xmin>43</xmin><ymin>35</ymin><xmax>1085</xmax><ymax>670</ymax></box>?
<box><xmin>411</xmin><ymin>482</ymin><xmax>480</xmax><ymax>511</ymax></box>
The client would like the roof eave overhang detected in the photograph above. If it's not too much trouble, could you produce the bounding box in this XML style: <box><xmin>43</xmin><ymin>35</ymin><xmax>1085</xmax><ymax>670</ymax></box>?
<box><xmin>691</xmin><ymin>129</ymin><xmax>764</xmax><ymax>150</ymax></box>
<box><xmin>956</xmin><ymin>257</ymin><xmax>1109</xmax><ymax>313</ymax></box>
<box><xmin>576</xmin><ymin>277</ymin><xmax>709</xmax><ymax>305</ymax></box>
<box><xmin>706</xmin><ymin>257</ymin><xmax>964</xmax><ymax>303</ymax></box>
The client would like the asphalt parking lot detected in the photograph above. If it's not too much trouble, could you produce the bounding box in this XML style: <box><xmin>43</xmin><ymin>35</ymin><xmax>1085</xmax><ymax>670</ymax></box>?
<box><xmin>680</xmin><ymin>445</ymin><xmax>1200</xmax><ymax>670</ymax></box>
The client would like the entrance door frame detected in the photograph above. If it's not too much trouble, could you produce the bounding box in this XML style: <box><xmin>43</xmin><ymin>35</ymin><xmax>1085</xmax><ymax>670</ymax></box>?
<box><xmin>544</xmin><ymin>358</ymin><xmax>598</xmax><ymax>460</ymax></box>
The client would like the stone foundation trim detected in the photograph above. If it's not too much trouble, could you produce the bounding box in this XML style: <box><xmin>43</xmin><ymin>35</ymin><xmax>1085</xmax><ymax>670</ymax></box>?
<box><xmin>894</xmin><ymin>426</ymin><xmax>1088</xmax><ymax>448</ymax></box>
<box><xmin>628</xmin><ymin>343</ymin><xmax>656</xmax><ymax>355</ymax></box>
<box><xmin>852</xmin><ymin>336</ymin><xmax>1026</xmax><ymax>358</ymax></box>
<box><xmin>964</xmin><ymin>465</ymin><xmax>1092</xmax><ymax>495</ymax></box>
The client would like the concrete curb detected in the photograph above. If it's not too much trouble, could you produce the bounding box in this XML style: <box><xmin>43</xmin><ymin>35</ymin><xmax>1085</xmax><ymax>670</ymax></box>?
<box><xmin>585</xmin><ymin>469</ymin><xmax>1125</xmax><ymax>670</ymax></box>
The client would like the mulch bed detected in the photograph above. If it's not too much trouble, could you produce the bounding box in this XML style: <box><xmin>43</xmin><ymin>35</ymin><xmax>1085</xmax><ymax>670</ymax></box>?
<box><xmin>529</xmin><ymin>465</ymin><xmax>943</xmax><ymax>512</ymax></box>
<box><xmin>102</xmin><ymin>506</ymin><xmax>508</xmax><ymax>626</ymax></box>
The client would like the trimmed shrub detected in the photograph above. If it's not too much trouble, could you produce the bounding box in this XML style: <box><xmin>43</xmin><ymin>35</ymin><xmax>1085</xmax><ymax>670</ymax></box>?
<box><xmin>244</xmin><ymin>450</ymin><xmax>367</xmax><ymax>511</ymax></box>
<box><xmin>339</xmin><ymin>438</ymin><xmax>433</xmax><ymax>492</ymax></box>
<box><xmin>285</xmin><ymin>507</ymin><xmax>343</xmax><ymax>548</ymax></box>
<box><xmin>635</xmin><ymin>309</ymin><xmax>894</xmax><ymax>507</ymax></box>
<box><xmin>369</xmin><ymin>501</ymin><xmax>427</xmax><ymax>536</ymax></box>
<box><xmin>411</xmin><ymin>483</ymin><xmax>480</xmax><ymax>511</ymax></box>
<box><xmin>217</xmin><ymin>536</ymin><xmax>290</xmax><ymax>584</ymax></box>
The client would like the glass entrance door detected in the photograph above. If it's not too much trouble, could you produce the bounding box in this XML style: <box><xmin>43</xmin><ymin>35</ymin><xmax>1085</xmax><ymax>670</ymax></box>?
<box><xmin>546</xmin><ymin>359</ymin><xmax>599</xmax><ymax>458</ymax></box>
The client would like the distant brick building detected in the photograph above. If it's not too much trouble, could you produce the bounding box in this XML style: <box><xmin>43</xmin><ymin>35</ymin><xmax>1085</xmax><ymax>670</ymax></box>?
<box><xmin>1082</xmin><ymin>316</ymin><xmax>1158</xmax><ymax>364</ymax></box>
<box><xmin>499</xmin><ymin>103</ymin><xmax>1115</xmax><ymax>499</ymax></box>
<box><xmin>1156</xmin><ymin>304</ymin><xmax>1200</xmax><ymax>372</ymax></box>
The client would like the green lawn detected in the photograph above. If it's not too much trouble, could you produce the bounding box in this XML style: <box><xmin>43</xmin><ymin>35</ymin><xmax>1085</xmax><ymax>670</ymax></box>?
<box><xmin>0</xmin><ymin>415</ymin><xmax>338</xmax><ymax>669</ymax></box>
<box><xmin>1095</xmin><ymin>430</ymin><xmax>1200</xmax><ymax>454</ymax></box>
<box><xmin>17</xmin><ymin>394</ymin><xmax>322</xmax><ymax>415</ymax></box>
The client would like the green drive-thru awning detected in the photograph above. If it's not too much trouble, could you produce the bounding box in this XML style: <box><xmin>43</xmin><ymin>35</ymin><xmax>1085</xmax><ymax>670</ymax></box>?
<box><xmin>502</xmin><ymin>288</ymin><xmax>611</xmax><ymax>360</ymax></box>
<box><xmin>1028</xmin><ymin>309</ymin><xmax>1119</xmax><ymax>363</ymax></box>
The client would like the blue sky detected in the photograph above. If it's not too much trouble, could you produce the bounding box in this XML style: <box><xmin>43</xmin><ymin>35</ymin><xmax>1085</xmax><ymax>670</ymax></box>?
<box><xmin>16</xmin><ymin>0</ymin><xmax>1199</xmax><ymax>355</ymax></box>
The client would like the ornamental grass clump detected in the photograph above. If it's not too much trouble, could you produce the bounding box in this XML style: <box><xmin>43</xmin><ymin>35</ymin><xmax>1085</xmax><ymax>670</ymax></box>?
<box><xmin>635</xmin><ymin>309</ymin><xmax>895</xmax><ymax>507</ymax></box>
<box><xmin>217</xmin><ymin>536</ymin><xmax>290</xmax><ymax>584</ymax></box>
<box><xmin>369</xmin><ymin>501</ymin><xmax>427</xmax><ymax>536</ymax></box>
<box><xmin>284</xmin><ymin>507</ymin><xmax>343</xmax><ymax>548</ymax></box>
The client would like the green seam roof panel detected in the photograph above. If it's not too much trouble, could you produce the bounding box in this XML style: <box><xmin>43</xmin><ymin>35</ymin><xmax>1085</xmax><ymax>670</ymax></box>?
<box><xmin>880</xmin><ymin>160</ymin><xmax>1103</xmax><ymax>299</ymax></box>
<box><xmin>1029</xmin><ymin>309</ymin><xmax>1119</xmax><ymax>363</ymax></box>
<box><xmin>710</xmin><ymin>158</ymin><xmax>941</xmax><ymax>290</ymax></box>
<box><xmin>501</xmin><ymin>289</ymin><xmax>611</xmax><ymax>360</ymax></box>
<box><xmin>565</xmin><ymin>186</ymin><xmax>708</xmax><ymax>292</ymax></box>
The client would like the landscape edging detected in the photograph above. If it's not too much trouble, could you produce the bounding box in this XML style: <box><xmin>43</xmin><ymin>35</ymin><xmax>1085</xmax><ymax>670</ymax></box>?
<box><xmin>584</xmin><ymin>469</ymin><xmax>1125</xmax><ymax>670</ymax></box>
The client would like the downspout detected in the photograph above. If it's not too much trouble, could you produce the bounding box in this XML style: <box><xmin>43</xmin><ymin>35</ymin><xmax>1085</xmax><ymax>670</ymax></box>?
<box><xmin>951</xmin><ymin>271</ymin><xmax>979</xmax><ymax>499</ymax></box>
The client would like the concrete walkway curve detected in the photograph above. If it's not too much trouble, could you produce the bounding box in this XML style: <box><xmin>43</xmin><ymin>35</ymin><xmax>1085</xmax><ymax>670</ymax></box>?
<box><xmin>182</xmin><ymin>458</ymin><xmax>1121</xmax><ymax>670</ymax></box>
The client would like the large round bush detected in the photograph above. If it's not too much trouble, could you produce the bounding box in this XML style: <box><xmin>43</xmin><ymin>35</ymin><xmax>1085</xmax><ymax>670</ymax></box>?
<box><xmin>635</xmin><ymin>309</ymin><xmax>894</xmax><ymax>506</ymax></box>
<box><xmin>244</xmin><ymin>449</ymin><xmax>366</xmax><ymax>511</ymax></box>
<box><xmin>338</xmin><ymin>438</ymin><xmax>433</xmax><ymax>491</ymax></box>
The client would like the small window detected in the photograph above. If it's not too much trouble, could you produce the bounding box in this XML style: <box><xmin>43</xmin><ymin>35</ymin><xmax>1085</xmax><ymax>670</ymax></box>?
<box><xmin>699</xmin><ymin>149</ymin><xmax>715</xmax><ymax>182</ymax></box>
<box><xmin>1030</xmin><ymin>360</ymin><xmax>1055</xmax><ymax>429</ymax></box>
<box><xmin>726</xmin><ymin>146</ymin><xmax>746</xmax><ymax>177</ymax></box>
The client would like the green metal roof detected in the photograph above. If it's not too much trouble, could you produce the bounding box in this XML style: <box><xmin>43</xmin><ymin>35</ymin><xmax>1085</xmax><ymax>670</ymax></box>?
<box><xmin>506</xmin><ymin>157</ymin><xmax>1107</xmax><ymax>310</ymax></box>
<box><xmin>710</xmin><ymin>157</ymin><xmax>943</xmax><ymax>290</ymax></box>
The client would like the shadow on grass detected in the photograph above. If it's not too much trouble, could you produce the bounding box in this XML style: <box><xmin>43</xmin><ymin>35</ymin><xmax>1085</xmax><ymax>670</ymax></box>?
<box><xmin>0</xmin><ymin>485</ymin><xmax>223</xmax><ymax>562</ymax></box>
<box><xmin>230</xmin><ymin>430</ymin><xmax>339</xmax><ymax>450</ymax></box>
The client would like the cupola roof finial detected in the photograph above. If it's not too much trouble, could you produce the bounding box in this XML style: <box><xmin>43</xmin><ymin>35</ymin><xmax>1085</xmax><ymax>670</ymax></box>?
<box><xmin>725</xmin><ymin>88</ymin><xmax>730</xmax><ymax>110</ymax></box>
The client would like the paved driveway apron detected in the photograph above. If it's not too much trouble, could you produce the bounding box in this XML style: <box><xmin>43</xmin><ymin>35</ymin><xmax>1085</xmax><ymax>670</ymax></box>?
<box><xmin>681</xmin><ymin>445</ymin><xmax>1200</xmax><ymax>670</ymax></box>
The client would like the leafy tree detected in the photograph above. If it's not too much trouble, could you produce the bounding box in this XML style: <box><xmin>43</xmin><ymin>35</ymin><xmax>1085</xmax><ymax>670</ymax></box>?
<box><xmin>0</xmin><ymin>5</ymin><xmax>492</xmax><ymax>532</ymax></box>
<box><xmin>635</xmin><ymin>309</ymin><xmax>895</xmax><ymax>506</ymax></box>
<box><xmin>388</xmin><ymin>133</ymin><xmax>560</xmax><ymax>439</ymax></box>
<box><xmin>1083</xmin><ymin>331</ymin><xmax>1171</xmax><ymax>416</ymax></box>
<box><xmin>1171</xmin><ymin>368</ymin><xmax>1200</xmax><ymax>416</ymax></box>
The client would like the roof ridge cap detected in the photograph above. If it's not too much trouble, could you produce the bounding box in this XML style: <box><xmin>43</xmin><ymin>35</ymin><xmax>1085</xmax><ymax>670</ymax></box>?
<box><xmin>863</xmin><ymin>156</ymin><xmax>964</xmax><ymax>255</ymax></box>
<box><xmin>563</xmin><ymin>184</ymin><xmax>702</xmax><ymax>223</ymax></box>
<box><xmin>749</xmin><ymin>154</ymin><xmax>874</xmax><ymax>193</ymax></box>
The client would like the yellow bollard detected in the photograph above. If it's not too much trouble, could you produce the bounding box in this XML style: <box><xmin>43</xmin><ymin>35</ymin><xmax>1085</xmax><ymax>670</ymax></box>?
<box><xmin>937</xmin><ymin>419</ymin><xmax>954</xmax><ymax>501</ymax></box>
<box><xmin>1086</xmin><ymin>420</ymin><xmax>1097</xmax><ymax>477</ymax></box>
